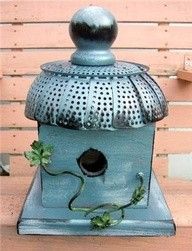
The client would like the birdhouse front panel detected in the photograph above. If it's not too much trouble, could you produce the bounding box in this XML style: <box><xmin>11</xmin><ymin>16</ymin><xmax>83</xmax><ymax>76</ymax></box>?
<box><xmin>39</xmin><ymin>123</ymin><xmax>155</xmax><ymax>208</ymax></box>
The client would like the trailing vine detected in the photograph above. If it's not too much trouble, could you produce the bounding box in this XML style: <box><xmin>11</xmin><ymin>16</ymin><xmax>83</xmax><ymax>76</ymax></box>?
<box><xmin>24</xmin><ymin>140</ymin><xmax>145</xmax><ymax>230</ymax></box>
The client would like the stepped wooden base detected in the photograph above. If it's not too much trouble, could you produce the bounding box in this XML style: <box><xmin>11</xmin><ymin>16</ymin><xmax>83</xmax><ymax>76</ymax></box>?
<box><xmin>17</xmin><ymin>169</ymin><xmax>175</xmax><ymax>236</ymax></box>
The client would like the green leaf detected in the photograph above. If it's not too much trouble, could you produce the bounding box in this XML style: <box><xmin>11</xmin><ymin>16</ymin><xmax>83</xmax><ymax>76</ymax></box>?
<box><xmin>91</xmin><ymin>216</ymin><xmax>104</xmax><ymax>230</ymax></box>
<box><xmin>24</xmin><ymin>140</ymin><xmax>53</xmax><ymax>168</ymax></box>
<box><xmin>31</xmin><ymin>159</ymin><xmax>41</xmax><ymax>165</ymax></box>
<box><xmin>31</xmin><ymin>141</ymin><xmax>43</xmax><ymax>151</ymax></box>
<box><xmin>131</xmin><ymin>186</ymin><xmax>145</xmax><ymax>205</ymax></box>
<box><xmin>24</xmin><ymin>151</ymin><xmax>34</xmax><ymax>160</ymax></box>
<box><xmin>41</xmin><ymin>158</ymin><xmax>49</xmax><ymax>163</ymax></box>
<box><xmin>42</xmin><ymin>151</ymin><xmax>52</xmax><ymax>157</ymax></box>
<box><xmin>102</xmin><ymin>212</ymin><xmax>111</xmax><ymax>222</ymax></box>
<box><xmin>44</xmin><ymin>145</ymin><xmax>53</xmax><ymax>152</ymax></box>
<box><xmin>32</xmin><ymin>149</ymin><xmax>42</xmax><ymax>156</ymax></box>
<box><xmin>90</xmin><ymin>212</ymin><xmax>113</xmax><ymax>230</ymax></box>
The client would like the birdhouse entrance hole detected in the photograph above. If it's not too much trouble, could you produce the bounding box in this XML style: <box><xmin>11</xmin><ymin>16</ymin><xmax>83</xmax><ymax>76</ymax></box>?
<box><xmin>77</xmin><ymin>148</ymin><xmax>107</xmax><ymax>177</ymax></box>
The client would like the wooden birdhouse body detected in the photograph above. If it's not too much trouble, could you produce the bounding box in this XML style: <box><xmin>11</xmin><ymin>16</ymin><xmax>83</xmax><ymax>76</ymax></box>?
<box><xmin>39</xmin><ymin>124</ymin><xmax>155</xmax><ymax>208</ymax></box>
<box><xmin>17</xmin><ymin>6</ymin><xmax>175</xmax><ymax>236</ymax></box>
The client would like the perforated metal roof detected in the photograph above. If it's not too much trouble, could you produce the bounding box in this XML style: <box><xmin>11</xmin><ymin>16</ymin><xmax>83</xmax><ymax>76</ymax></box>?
<box><xmin>25</xmin><ymin>61</ymin><xmax>168</xmax><ymax>130</ymax></box>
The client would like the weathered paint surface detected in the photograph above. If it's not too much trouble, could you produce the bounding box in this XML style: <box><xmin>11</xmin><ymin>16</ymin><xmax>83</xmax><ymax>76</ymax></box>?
<box><xmin>17</xmin><ymin>169</ymin><xmax>175</xmax><ymax>236</ymax></box>
<box><xmin>39</xmin><ymin>124</ymin><xmax>155</xmax><ymax>208</ymax></box>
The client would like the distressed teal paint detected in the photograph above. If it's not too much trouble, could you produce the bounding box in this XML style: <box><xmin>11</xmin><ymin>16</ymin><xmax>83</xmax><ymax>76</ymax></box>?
<box><xmin>39</xmin><ymin>123</ymin><xmax>155</xmax><ymax>208</ymax></box>
<box><xmin>17</xmin><ymin>169</ymin><xmax>176</xmax><ymax>236</ymax></box>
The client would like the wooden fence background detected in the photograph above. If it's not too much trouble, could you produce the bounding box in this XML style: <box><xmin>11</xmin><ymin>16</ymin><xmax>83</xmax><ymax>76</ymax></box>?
<box><xmin>1</xmin><ymin>0</ymin><xmax>192</xmax><ymax>179</ymax></box>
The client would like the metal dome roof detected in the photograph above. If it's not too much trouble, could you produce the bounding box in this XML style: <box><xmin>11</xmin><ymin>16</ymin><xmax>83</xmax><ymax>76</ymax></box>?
<box><xmin>25</xmin><ymin>60</ymin><xmax>167</xmax><ymax>130</ymax></box>
<box><xmin>25</xmin><ymin>6</ymin><xmax>168</xmax><ymax>130</ymax></box>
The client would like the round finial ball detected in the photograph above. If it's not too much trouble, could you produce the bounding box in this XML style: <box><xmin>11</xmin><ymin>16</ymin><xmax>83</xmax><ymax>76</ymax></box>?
<box><xmin>69</xmin><ymin>6</ymin><xmax>118</xmax><ymax>49</ymax></box>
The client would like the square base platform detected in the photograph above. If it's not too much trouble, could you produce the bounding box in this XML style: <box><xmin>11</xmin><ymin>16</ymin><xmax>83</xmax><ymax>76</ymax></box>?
<box><xmin>17</xmin><ymin>169</ymin><xmax>176</xmax><ymax>236</ymax></box>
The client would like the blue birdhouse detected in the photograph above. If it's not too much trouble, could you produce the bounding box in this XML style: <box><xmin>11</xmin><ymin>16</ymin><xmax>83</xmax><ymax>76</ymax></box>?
<box><xmin>18</xmin><ymin>6</ymin><xmax>175</xmax><ymax>236</ymax></box>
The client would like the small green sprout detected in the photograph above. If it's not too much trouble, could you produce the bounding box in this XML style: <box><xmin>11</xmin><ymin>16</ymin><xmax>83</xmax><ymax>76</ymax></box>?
<box><xmin>24</xmin><ymin>140</ymin><xmax>53</xmax><ymax>167</ymax></box>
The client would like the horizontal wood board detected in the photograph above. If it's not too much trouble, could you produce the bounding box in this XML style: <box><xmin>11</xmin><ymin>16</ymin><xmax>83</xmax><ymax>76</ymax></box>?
<box><xmin>1</xmin><ymin>77</ymin><xmax>192</xmax><ymax>101</ymax></box>
<box><xmin>1</xmin><ymin>130</ymin><xmax>192</xmax><ymax>154</ymax></box>
<box><xmin>1</xmin><ymin>0</ymin><xmax>192</xmax><ymax>23</ymax></box>
<box><xmin>1</xmin><ymin>103</ymin><xmax>192</xmax><ymax>128</ymax></box>
<box><xmin>2</xmin><ymin>24</ymin><xmax>192</xmax><ymax>49</ymax></box>
<box><xmin>1</xmin><ymin>50</ymin><xmax>192</xmax><ymax>76</ymax></box>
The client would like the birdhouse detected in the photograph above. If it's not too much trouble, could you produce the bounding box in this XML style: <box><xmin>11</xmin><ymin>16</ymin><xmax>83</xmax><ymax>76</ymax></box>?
<box><xmin>18</xmin><ymin>6</ymin><xmax>175</xmax><ymax>236</ymax></box>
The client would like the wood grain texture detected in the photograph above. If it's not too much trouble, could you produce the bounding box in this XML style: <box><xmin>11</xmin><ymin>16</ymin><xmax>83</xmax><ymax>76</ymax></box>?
<box><xmin>1</xmin><ymin>77</ymin><xmax>192</xmax><ymax>101</ymax></box>
<box><xmin>154</xmin><ymin>131</ymin><xmax>192</xmax><ymax>154</ymax></box>
<box><xmin>1</xmin><ymin>0</ymin><xmax>192</xmax><ymax>23</ymax></box>
<box><xmin>2</xmin><ymin>23</ymin><xmax>192</xmax><ymax>49</ymax></box>
<box><xmin>0</xmin><ymin>77</ymin><xmax>34</xmax><ymax>101</ymax></box>
<box><xmin>177</xmin><ymin>69</ymin><xmax>192</xmax><ymax>82</ymax></box>
<box><xmin>10</xmin><ymin>155</ymin><xmax>36</xmax><ymax>177</ymax></box>
<box><xmin>0</xmin><ymin>130</ymin><xmax>38</xmax><ymax>153</ymax></box>
<box><xmin>2</xmin><ymin>50</ymin><xmax>192</xmax><ymax>76</ymax></box>
<box><xmin>157</xmin><ymin>105</ymin><xmax>192</xmax><ymax>128</ymax></box>
<box><xmin>1</xmin><ymin>226</ymin><xmax>191</xmax><ymax>251</ymax></box>
<box><xmin>159</xmin><ymin>78</ymin><xmax>192</xmax><ymax>102</ymax></box>
<box><xmin>1</xmin><ymin>103</ymin><xmax>192</xmax><ymax>128</ymax></box>
<box><xmin>153</xmin><ymin>156</ymin><xmax>168</xmax><ymax>177</ymax></box>
<box><xmin>1</xmin><ymin>103</ymin><xmax>36</xmax><ymax>127</ymax></box>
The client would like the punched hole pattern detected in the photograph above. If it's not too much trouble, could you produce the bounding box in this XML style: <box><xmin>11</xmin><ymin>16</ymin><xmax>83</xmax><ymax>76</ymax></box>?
<box><xmin>25</xmin><ymin>64</ymin><xmax>167</xmax><ymax>129</ymax></box>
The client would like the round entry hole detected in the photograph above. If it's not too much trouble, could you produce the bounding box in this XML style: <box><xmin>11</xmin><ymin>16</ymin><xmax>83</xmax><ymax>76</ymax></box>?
<box><xmin>77</xmin><ymin>148</ymin><xmax>107</xmax><ymax>177</ymax></box>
